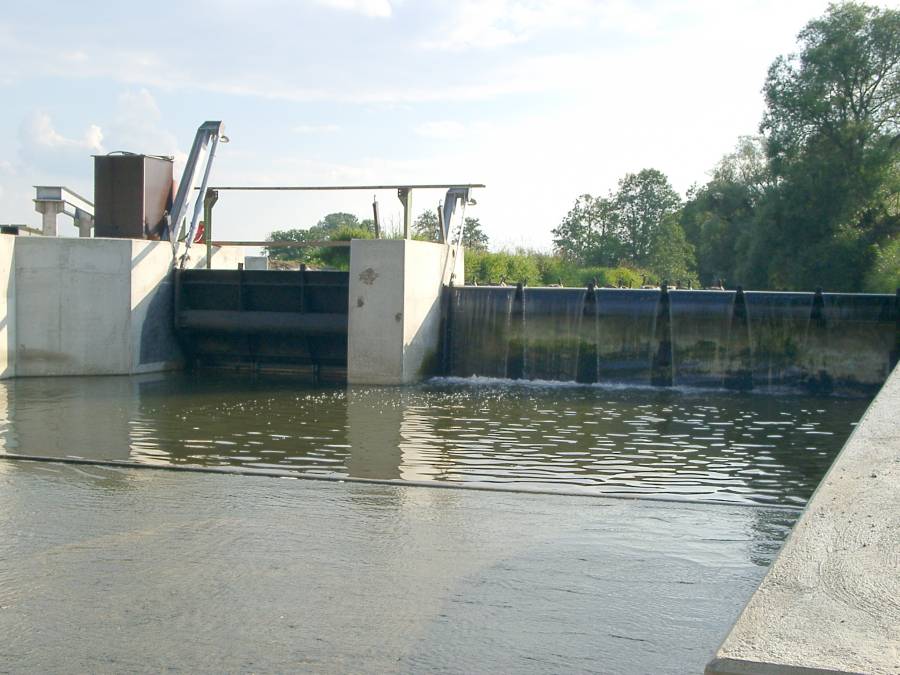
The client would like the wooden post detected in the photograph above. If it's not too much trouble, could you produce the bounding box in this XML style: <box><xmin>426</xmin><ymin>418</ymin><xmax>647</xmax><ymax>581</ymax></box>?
<box><xmin>372</xmin><ymin>195</ymin><xmax>381</xmax><ymax>239</ymax></box>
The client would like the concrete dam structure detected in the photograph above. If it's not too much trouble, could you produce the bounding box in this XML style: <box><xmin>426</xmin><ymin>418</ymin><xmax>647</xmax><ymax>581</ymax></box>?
<box><xmin>445</xmin><ymin>285</ymin><xmax>899</xmax><ymax>394</ymax></box>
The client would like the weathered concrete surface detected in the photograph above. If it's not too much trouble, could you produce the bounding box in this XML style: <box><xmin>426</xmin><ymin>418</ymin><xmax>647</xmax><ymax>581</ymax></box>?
<box><xmin>348</xmin><ymin>239</ymin><xmax>463</xmax><ymax>384</ymax></box>
<box><xmin>0</xmin><ymin>460</ymin><xmax>795</xmax><ymax>674</ymax></box>
<box><xmin>129</xmin><ymin>240</ymin><xmax>241</xmax><ymax>373</ymax></box>
<box><xmin>707</xmin><ymin>364</ymin><xmax>900</xmax><ymax>675</ymax></box>
<box><xmin>3</xmin><ymin>236</ymin><xmax>241</xmax><ymax>378</ymax></box>
<box><xmin>0</xmin><ymin>236</ymin><xmax>16</xmax><ymax>378</ymax></box>
<box><xmin>15</xmin><ymin>237</ymin><xmax>134</xmax><ymax>375</ymax></box>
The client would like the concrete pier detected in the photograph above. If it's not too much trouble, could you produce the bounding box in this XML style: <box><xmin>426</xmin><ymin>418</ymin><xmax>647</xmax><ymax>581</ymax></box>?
<box><xmin>706</xmin><ymin>364</ymin><xmax>900</xmax><ymax>675</ymax></box>
<box><xmin>347</xmin><ymin>239</ymin><xmax>463</xmax><ymax>384</ymax></box>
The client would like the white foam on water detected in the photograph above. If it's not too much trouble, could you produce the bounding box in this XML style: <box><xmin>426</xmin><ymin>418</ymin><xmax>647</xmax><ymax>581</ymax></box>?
<box><xmin>426</xmin><ymin>375</ymin><xmax>818</xmax><ymax>397</ymax></box>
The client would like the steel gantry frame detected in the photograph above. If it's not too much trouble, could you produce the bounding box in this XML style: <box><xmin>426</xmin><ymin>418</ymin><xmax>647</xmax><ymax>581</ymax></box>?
<box><xmin>196</xmin><ymin>183</ymin><xmax>484</xmax><ymax>270</ymax></box>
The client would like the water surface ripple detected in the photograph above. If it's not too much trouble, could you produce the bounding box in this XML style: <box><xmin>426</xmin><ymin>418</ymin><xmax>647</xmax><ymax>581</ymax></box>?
<box><xmin>0</xmin><ymin>373</ymin><xmax>871</xmax><ymax>506</ymax></box>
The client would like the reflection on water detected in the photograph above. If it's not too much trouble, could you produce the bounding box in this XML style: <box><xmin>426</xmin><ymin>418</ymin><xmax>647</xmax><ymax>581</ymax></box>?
<box><xmin>0</xmin><ymin>372</ymin><xmax>871</xmax><ymax>506</ymax></box>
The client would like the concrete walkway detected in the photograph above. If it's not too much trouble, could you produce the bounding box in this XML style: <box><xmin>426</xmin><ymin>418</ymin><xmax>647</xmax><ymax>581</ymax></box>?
<box><xmin>707</xmin><ymin>365</ymin><xmax>900</xmax><ymax>675</ymax></box>
<box><xmin>0</xmin><ymin>460</ymin><xmax>794</xmax><ymax>674</ymax></box>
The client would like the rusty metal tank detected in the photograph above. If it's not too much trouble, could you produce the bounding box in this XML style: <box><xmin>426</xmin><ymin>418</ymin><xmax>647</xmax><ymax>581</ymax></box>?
<box><xmin>93</xmin><ymin>153</ymin><xmax>173</xmax><ymax>239</ymax></box>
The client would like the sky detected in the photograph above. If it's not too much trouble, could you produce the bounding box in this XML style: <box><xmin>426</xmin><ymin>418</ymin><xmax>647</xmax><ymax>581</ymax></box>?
<box><xmin>1</xmin><ymin>0</ymin><xmax>894</xmax><ymax>248</ymax></box>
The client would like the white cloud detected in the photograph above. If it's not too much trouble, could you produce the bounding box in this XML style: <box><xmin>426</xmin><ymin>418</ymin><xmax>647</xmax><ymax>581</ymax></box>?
<box><xmin>293</xmin><ymin>123</ymin><xmax>341</xmax><ymax>134</ymax></box>
<box><xmin>18</xmin><ymin>111</ymin><xmax>104</xmax><ymax>175</ymax></box>
<box><xmin>14</xmin><ymin>90</ymin><xmax>187</xmax><ymax>192</ymax></box>
<box><xmin>415</xmin><ymin>121</ymin><xmax>467</xmax><ymax>139</ymax></box>
<box><xmin>60</xmin><ymin>49</ymin><xmax>89</xmax><ymax>63</ymax></box>
<box><xmin>107</xmin><ymin>89</ymin><xmax>177</xmax><ymax>152</ymax></box>
<box><xmin>420</xmin><ymin>0</ymin><xmax>659</xmax><ymax>50</ymax></box>
<box><xmin>105</xmin><ymin>89</ymin><xmax>188</xmax><ymax>177</ymax></box>
<box><xmin>314</xmin><ymin>0</ymin><xmax>392</xmax><ymax>18</ymax></box>
<box><xmin>20</xmin><ymin>111</ymin><xmax>103</xmax><ymax>153</ymax></box>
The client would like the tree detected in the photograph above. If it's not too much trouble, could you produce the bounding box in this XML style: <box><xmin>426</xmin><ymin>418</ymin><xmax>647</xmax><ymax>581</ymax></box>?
<box><xmin>266</xmin><ymin>228</ymin><xmax>324</xmax><ymax>265</ymax></box>
<box><xmin>614</xmin><ymin>169</ymin><xmax>682</xmax><ymax>266</ymax></box>
<box><xmin>462</xmin><ymin>217</ymin><xmax>489</xmax><ymax>251</ymax></box>
<box><xmin>552</xmin><ymin>194</ymin><xmax>622</xmax><ymax>265</ymax></box>
<box><xmin>647</xmin><ymin>215</ymin><xmax>698</xmax><ymax>286</ymax></box>
<box><xmin>762</xmin><ymin>3</ymin><xmax>899</xmax><ymax>174</ymax></box>
<box><xmin>413</xmin><ymin>209</ymin><xmax>440</xmax><ymax>241</ymax></box>
<box><xmin>711</xmin><ymin>136</ymin><xmax>772</xmax><ymax>196</ymax></box>
<box><xmin>318</xmin><ymin>225</ymin><xmax>374</xmax><ymax>269</ymax></box>
<box><xmin>751</xmin><ymin>2</ymin><xmax>900</xmax><ymax>290</ymax></box>
<box><xmin>267</xmin><ymin>212</ymin><xmax>374</xmax><ymax>266</ymax></box>
<box><xmin>680</xmin><ymin>137</ymin><xmax>771</xmax><ymax>286</ymax></box>
<box><xmin>317</xmin><ymin>212</ymin><xmax>364</xmax><ymax>233</ymax></box>
<box><xmin>865</xmin><ymin>233</ymin><xmax>900</xmax><ymax>292</ymax></box>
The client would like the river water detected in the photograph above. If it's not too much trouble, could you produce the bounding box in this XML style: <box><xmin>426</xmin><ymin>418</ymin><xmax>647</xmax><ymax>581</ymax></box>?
<box><xmin>0</xmin><ymin>372</ymin><xmax>871</xmax><ymax>506</ymax></box>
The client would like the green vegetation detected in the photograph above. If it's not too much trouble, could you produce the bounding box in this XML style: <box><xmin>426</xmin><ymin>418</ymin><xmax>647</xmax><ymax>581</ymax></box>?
<box><xmin>464</xmin><ymin>249</ymin><xmax>647</xmax><ymax>288</ymax></box>
<box><xmin>682</xmin><ymin>2</ymin><xmax>899</xmax><ymax>291</ymax></box>
<box><xmin>413</xmin><ymin>209</ymin><xmax>490</xmax><ymax>250</ymax></box>
<box><xmin>549</xmin><ymin>3</ymin><xmax>899</xmax><ymax>291</ymax></box>
<box><xmin>269</xmin><ymin>3</ymin><xmax>898</xmax><ymax>291</ymax></box>
<box><xmin>551</xmin><ymin>168</ymin><xmax>696</xmax><ymax>286</ymax></box>
<box><xmin>267</xmin><ymin>212</ymin><xmax>374</xmax><ymax>270</ymax></box>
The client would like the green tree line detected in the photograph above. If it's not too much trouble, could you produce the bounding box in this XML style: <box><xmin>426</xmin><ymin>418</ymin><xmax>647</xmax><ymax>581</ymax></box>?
<box><xmin>554</xmin><ymin>2</ymin><xmax>898</xmax><ymax>292</ymax></box>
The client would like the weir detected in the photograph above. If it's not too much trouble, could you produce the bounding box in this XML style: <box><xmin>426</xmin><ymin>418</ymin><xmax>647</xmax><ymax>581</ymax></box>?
<box><xmin>444</xmin><ymin>285</ymin><xmax>899</xmax><ymax>394</ymax></box>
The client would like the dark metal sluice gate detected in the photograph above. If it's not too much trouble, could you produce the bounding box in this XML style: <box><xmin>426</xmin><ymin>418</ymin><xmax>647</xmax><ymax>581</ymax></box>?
<box><xmin>174</xmin><ymin>269</ymin><xmax>349</xmax><ymax>380</ymax></box>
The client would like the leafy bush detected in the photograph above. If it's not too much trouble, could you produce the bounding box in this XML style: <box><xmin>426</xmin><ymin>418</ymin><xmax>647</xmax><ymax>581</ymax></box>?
<box><xmin>464</xmin><ymin>249</ymin><xmax>542</xmax><ymax>285</ymax></box>
<box><xmin>464</xmin><ymin>248</ymin><xmax>653</xmax><ymax>288</ymax></box>
<box><xmin>865</xmin><ymin>236</ymin><xmax>900</xmax><ymax>293</ymax></box>
<box><xmin>318</xmin><ymin>226</ymin><xmax>374</xmax><ymax>269</ymax></box>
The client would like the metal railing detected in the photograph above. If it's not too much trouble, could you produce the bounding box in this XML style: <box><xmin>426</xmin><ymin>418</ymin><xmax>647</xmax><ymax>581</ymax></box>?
<box><xmin>198</xmin><ymin>183</ymin><xmax>484</xmax><ymax>270</ymax></box>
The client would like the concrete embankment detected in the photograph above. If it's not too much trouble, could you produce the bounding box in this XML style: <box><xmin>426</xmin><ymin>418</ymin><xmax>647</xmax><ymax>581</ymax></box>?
<box><xmin>706</xmin><ymin>364</ymin><xmax>900</xmax><ymax>674</ymax></box>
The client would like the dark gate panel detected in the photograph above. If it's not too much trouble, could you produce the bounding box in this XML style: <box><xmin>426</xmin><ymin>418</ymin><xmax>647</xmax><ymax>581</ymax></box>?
<box><xmin>175</xmin><ymin>269</ymin><xmax>349</xmax><ymax>380</ymax></box>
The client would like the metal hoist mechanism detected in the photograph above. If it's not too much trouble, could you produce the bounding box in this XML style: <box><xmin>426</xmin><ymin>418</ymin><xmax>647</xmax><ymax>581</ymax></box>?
<box><xmin>440</xmin><ymin>187</ymin><xmax>475</xmax><ymax>285</ymax></box>
<box><xmin>168</xmin><ymin>121</ymin><xmax>229</xmax><ymax>269</ymax></box>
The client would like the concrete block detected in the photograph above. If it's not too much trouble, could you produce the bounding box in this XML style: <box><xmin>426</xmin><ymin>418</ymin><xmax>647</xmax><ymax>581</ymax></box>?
<box><xmin>244</xmin><ymin>255</ymin><xmax>268</xmax><ymax>270</ymax></box>
<box><xmin>15</xmin><ymin>237</ymin><xmax>132</xmax><ymax>376</ymax></box>
<box><xmin>706</xmin><ymin>364</ymin><xmax>900</xmax><ymax>675</ymax></box>
<box><xmin>348</xmin><ymin>239</ymin><xmax>462</xmax><ymax>384</ymax></box>
<box><xmin>9</xmin><ymin>237</ymin><xmax>243</xmax><ymax>378</ymax></box>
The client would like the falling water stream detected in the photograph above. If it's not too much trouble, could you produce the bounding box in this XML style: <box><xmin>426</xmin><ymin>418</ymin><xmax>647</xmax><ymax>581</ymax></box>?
<box><xmin>446</xmin><ymin>286</ymin><xmax>896</xmax><ymax>394</ymax></box>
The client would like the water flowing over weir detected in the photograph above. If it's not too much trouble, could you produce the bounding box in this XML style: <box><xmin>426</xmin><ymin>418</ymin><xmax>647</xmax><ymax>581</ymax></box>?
<box><xmin>444</xmin><ymin>286</ymin><xmax>899</xmax><ymax>394</ymax></box>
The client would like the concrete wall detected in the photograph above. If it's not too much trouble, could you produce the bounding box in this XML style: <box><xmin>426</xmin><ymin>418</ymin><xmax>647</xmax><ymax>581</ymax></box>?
<box><xmin>347</xmin><ymin>239</ymin><xmax>463</xmax><ymax>385</ymax></box>
<box><xmin>0</xmin><ymin>236</ymin><xmax>16</xmax><ymax>378</ymax></box>
<box><xmin>15</xmin><ymin>237</ymin><xmax>133</xmax><ymax>376</ymax></box>
<box><xmin>129</xmin><ymin>240</ymin><xmax>242</xmax><ymax>374</ymax></box>
<box><xmin>706</xmin><ymin>363</ymin><xmax>900</xmax><ymax>675</ymax></box>
<box><xmin>0</xmin><ymin>236</ymin><xmax>241</xmax><ymax>379</ymax></box>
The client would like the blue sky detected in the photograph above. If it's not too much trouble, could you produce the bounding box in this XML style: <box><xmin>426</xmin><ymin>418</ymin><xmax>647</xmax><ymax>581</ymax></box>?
<box><xmin>0</xmin><ymin>0</ymin><xmax>884</xmax><ymax>248</ymax></box>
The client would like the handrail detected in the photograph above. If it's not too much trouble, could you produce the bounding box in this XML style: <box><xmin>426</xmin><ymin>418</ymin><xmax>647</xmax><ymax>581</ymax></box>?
<box><xmin>212</xmin><ymin>240</ymin><xmax>351</xmax><ymax>248</ymax></box>
<box><xmin>198</xmin><ymin>183</ymin><xmax>485</xmax><ymax>191</ymax></box>
<box><xmin>199</xmin><ymin>181</ymin><xmax>483</xmax><ymax>261</ymax></box>
<box><xmin>33</xmin><ymin>185</ymin><xmax>95</xmax><ymax>236</ymax></box>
